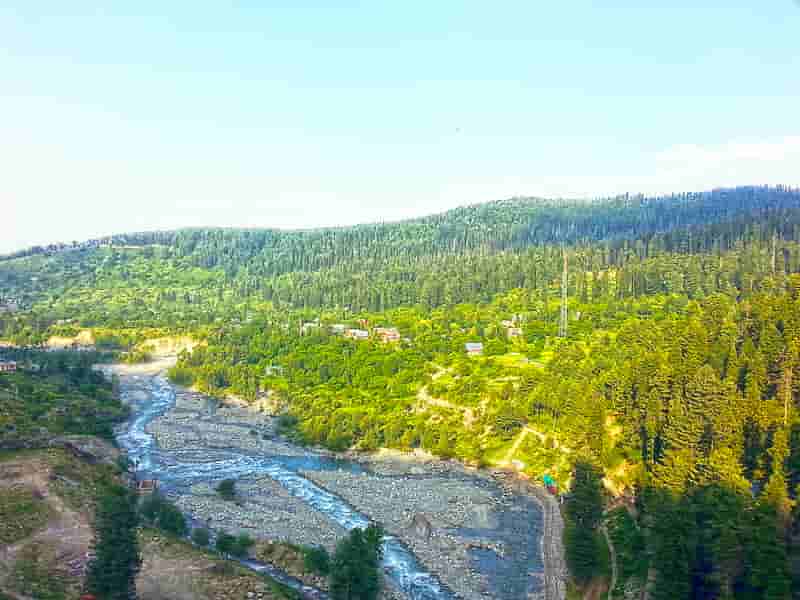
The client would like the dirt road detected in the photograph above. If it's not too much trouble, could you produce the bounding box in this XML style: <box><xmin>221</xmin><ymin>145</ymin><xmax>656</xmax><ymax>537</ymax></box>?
<box><xmin>527</xmin><ymin>484</ymin><xmax>567</xmax><ymax>600</ymax></box>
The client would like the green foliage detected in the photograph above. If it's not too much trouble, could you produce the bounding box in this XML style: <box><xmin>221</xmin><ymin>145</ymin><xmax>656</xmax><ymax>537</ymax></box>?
<box><xmin>604</xmin><ymin>508</ymin><xmax>648</xmax><ymax>597</ymax></box>
<box><xmin>214</xmin><ymin>531</ymin><xmax>254</xmax><ymax>557</ymax></box>
<box><xmin>740</xmin><ymin>500</ymin><xmax>791</xmax><ymax>599</ymax></box>
<box><xmin>0</xmin><ymin>487</ymin><xmax>51</xmax><ymax>543</ymax></box>
<box><xmin>566</xmin><ymin>461</ymin><xmax>604</xmax><ymax>528</ymax></box>
<box><xmin>138</xmin><ymin>490</ymin><xmax>188</xmax><ymax>537</ymax></box>
<box><xmin>0</xmin><ymin>351</ymin><xmax>127</xmax><ymax>446</ymax></box>
<box><xmin>564</xmin><ymin>461</ymin><xmax>604</xmax><ymax>584</ymax></box>
<box><xmin>216</xmin><ymin>478</ymin><xmax>237</xmax><ymax>501</ymax></box>
<box><xmin>330</xmin><ymin>525</ymin><xmax>384</xmax><ymax>600</ymax></box>
<box><xmin>191</xmin><ymin>527</ymin><xmax>211</xmax><ymax>547</ymax></box>
<box><xmin>138</xmin><ymin>491</ymin><xmax>164</xmax><ymax>522</ymax></box>
<box><xmin>564</xmin><ymin>523</ymin><xmax>602</xmax><ymax>585</ymax></box>
<box><xmin>215</xmin><ymin>532</ymin><xmax>236</xmax><ymax>556</ymax></box>
<box><xmin>121</xmin><ymin>349</ymin><xmax>152</xmax><ymax>364</ymax></box>
<box><xmin>9</xmin><ymin>543</ymin><xmax>67</xmax><ymax>600</ymax></box>
<box><xmin>231</xmin><ymin>533</ymin><xmax>255</xmax><ymax>558</ymax></box>
<box><xmin>303</xmin><ymin>545</ymin><xmax>331</xmax><ymax>575</ymax></box>
<box><xmin>167</xmin><ymin>365</ymin><xmax>195</xmax><ymax>386</ymax></box>
<box><xmin>5</xmin><ymin>186</ymin><xmax>800</xmax><ymax>597</ymax></box>
<box><xmin>85</xmin><ymin>484</ymin><xmax>141</xmax><ymax>600</ymax></box>
<box><xmin>156</xmin><ymin>500</ymin><xmax>188</xmax><ymax>537</ymax></box>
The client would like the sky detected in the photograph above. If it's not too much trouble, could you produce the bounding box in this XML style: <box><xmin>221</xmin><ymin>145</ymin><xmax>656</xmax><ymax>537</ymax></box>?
<box><xmin>2</xmin><ymin>1</ymin><xmax>799</xmax><ymax>253</ymax></box>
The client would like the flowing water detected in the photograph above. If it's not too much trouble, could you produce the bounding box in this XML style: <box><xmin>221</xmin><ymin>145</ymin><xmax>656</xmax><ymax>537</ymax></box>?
<box><xmin>115</xmin><ymin>373</ymin><xmax>455</xmax><ymax>600</ymax></box>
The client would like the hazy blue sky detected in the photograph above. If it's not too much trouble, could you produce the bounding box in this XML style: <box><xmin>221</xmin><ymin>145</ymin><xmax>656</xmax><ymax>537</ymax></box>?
<box><xmin>2</xmin><ymin>1</ymin><xmax>799</xmax><ymax>253</ymax></box>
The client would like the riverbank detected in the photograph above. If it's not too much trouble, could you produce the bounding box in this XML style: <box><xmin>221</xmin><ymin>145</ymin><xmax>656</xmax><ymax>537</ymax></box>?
<box><xmin>356</xmin><ymin>457</ymin><xmax>566</xmax><ymax>600</ymax></box>
<box><xmin>112</xmin><ymin>360</ymin><xmax>560</xmax><ymax>599</ymax></box>
<box><xmin>300</xmin><ymin>458</ymin><xmax>545</xmax><ymax>600</ymax></box>
<box><xmin>148</xmin><ymin>388</ymin><xmax>551</xmax><ymax>599</ymax></box>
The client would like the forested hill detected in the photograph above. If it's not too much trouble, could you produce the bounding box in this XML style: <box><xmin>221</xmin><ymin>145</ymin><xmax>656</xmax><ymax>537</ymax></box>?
<box><xmin>5</xmin><ymin>184</ymin><xmax>800</xmax><ymax>597</ymax></box>
<box><xmin>5</xmin><ymin>186</ymin><xmax>800</xmax><ymax>274</ymax></box>
<box><xmin>3</xmin><ymin>185</ymin><xmax>800</xmax><ymax>320</ymax></box>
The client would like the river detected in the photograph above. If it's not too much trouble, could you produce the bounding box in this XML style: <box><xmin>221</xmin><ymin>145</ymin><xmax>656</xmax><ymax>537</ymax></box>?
<box><xmin>112</xmin><ymin>363</ymin><xmax>546</xmax><ymax>600</ymax></box>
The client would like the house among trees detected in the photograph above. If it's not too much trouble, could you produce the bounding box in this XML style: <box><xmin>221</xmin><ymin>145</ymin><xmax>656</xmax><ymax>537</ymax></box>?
<box><xmin>330</xmin><ymin>324</ymin><xmax>346</xmax><ymax>334</ymax></box>
<box><xmin>0</xmin><ymin>360</ymin><xmax>17</xmax><ymax>373</ymax></box>
<box><xmin>345</xmin><ymin>328</ymin><xmax>369</xmax><ymax>340</ymax></box>
<box><xmin>506</xmin><ymin>327</ymin><xmax>523</xmax><ymax>339</ymax></box>
<box><xmin>465</xmin><ymin>342</ymin><xmax>484</xmax><ymax>356</ymax></box>
<box><xmin>374</xmin><ymin>327</ymin><xmax>400</xmax><ymax>343</ymax></box>
<box><xmin>300</xmin><ymin>322</ymin><xmax>320</xmax><ymax>335</ymax></box>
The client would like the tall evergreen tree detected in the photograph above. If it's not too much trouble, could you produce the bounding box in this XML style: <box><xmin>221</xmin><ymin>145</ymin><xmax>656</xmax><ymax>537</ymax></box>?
<box><xmin>330</xmin><ymin>525</ymin><xmax>383</xmax><ymax>600</ymax></box>
<box><xmin>564</xmin><ymin>461</ymin><xmax>604</xmax><ymax>584</ymax></box>
<box><xmin>85</xmin><ymin>484</ymin><xmax>141</xmax><ymax>600</ymax></box>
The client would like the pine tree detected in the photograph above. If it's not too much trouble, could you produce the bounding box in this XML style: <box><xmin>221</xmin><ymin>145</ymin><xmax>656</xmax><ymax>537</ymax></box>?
<box><xmin>564</xmin><ymin>461</ymin><xmax>604</xmax><ymax>584</ymax></box>
<box><xmin>330</xmin><ymin>526</ymin><xmax>383</xmax><ymax>600</ymax></box>
<box><xmin>741</xmin><ymin>501</ymin><xmax>791</xmax><ymax>600</ymax></box>
<box><xmin>645</xmin><ymin>488</ymin><xmax>693</xmax><ymax>600</ymax></box>
<box><xmin>85</xmin><ymin>484</ymin><xmax>141</xmax><ymax>600</ymax></box>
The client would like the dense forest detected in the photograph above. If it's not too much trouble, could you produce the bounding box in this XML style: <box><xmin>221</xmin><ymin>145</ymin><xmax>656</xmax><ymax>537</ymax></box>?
<box><xmin>3</xmin><ymin>185</ymin><xmax>800</xmax><ymax>598</ymax></box>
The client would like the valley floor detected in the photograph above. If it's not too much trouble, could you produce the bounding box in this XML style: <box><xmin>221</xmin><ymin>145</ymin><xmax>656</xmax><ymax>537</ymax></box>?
<box><xmin>130</xmin><ymin>368</ymin><xmax>560</xmax><ymax>600</ymax></box>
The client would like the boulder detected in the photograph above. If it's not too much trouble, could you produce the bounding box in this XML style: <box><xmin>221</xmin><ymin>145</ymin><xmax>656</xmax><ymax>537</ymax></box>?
<box><xmin>407</xmin><ymin>513</ymin><xmax>433</xmax><ymax>540</ymax></box>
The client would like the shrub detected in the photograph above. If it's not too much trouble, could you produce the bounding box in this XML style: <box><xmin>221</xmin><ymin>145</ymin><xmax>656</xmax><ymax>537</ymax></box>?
<box><xmin>303</xmin><ymin>545</ymin><xmax>331</xmax><ymax>575</ymax></box>
<box><xmin>276</xmin><ymin>414</ymin><xmax>299</xmax><ymax>433</ymax></box>
<box><xmin>231</xmin><ymin>533</ymin><xmax>255</xmax><ymax>558</ymax></box>
<box><xmin>138</xmin><ymin>492</ymin><xmax>187</xmax><ymax>537</ymax></box>
<box><xmin>157</xmin><ymin>501</ymin><xmax>187</xmax><ymax>537</ymax></box>
<box><xmin>330</xmin><ymin>525</ymin><xmax>383</xmax><ymax>600</ymax></box>
<box><xmin>216</xmin><ymin>532</ymin><xmax>237</xmax><ymax>557</ymax></box>
<box><xmin>191</xmin><ymin>527</ymin><xmax>210</xmax><ymax>547</ymax></box>
<box><xmin>138</xmin><ymin>493</ymin><xmax>165</xmax><ymax>523</ymax></box>
<box><xmin>167</xmin><ymin>366</ymin><xmax>195</xmax><ymax>386</ymax></box>
<box><xmin>216</xmin><ymin>479</ymin><xmax>237</xmax><ymax>501</ymax></box>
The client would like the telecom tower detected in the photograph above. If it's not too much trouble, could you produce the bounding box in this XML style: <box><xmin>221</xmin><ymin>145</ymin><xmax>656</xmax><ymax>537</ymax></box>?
<box><xmin>559</xmin><ymin>249</ymin><xmax>568</xmax><ymax>338</ymax></box>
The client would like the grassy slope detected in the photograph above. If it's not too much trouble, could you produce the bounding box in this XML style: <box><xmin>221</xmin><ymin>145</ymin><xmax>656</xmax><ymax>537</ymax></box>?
<box><xmin>0</xmin><ymin>448</ymin><xmax>297</xmax><ymax>600</ymax></box>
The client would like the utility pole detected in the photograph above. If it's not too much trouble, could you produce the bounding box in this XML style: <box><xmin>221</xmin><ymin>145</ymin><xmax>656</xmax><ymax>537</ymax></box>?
<box><xmin>559</xmin><ymin>249</ymin><xmax>568</xmax><ymax>338</ymax></box>
<box><xmin>783</xmin><ymin>354</ymin><xmax>793</xmax><ymax>427</ymax></box>
<box><xmin>772</xmin><ymin>230</ymin><xmax>778</xmax><ymax>275</ymax></box>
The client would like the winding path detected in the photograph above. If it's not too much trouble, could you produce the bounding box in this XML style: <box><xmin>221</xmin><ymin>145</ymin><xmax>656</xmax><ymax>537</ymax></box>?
<box><xmin>416</xmin><ymin>367</ymin><xmax>567</xmax><ymax>600</ymax></box>
<box><xmin>114</xmin><ymin>361</ymin><xmax>566</xmax><ymax>600</ymax></box>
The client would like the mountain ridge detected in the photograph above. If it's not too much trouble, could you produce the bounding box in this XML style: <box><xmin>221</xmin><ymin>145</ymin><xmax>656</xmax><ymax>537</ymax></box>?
<box><xmin>4</xmin><ymin>184</ymin><xmax>798</xmax><ymax>263</ymax></box>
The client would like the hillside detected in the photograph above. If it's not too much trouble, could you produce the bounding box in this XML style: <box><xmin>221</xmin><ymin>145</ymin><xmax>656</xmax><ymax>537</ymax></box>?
<box><xmin>0</xmin><ymin>447</ymin><xmax>298</xmax><ymax>600</ymax></box>
<box><xmin>0</xmin><ymin>351</ymin><xmax>127</xmax><ymax>449</ymax></box>
<box><xmin>2</xmin><ymin>185</ymin><xmax>800</xmax><ymax>333</ymax></box>
<box><xmin>2</xmin><ymin>185</ymin><xmax>800</xmax><ymax>598</ymax></box>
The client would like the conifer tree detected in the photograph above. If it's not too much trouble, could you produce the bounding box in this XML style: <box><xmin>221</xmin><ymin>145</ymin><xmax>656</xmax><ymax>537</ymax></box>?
<box><xmin>330</xmin><ymin>526</ymin><xmax>383</xmax><ymax>600</ymax></box>
<box><xmin>564</xmin><ymin>461</ymin><xmax>604</xmax><ymax>584</ymax></box>
<box><xmin>85</xmin><ymin>484</ymin><xmax>141</xmax><ymax>600</ymax></box>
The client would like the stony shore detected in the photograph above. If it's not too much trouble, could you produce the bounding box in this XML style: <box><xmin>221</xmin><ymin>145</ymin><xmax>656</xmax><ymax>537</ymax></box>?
<box><xmin>174</xmin><ymin>479</ymin><xmax>347</xmax><ymax>551</ymax></box>
<box><xmin>136</xmin><ymin>381</ymin><xmax>548</xmax><ymax>600</ymax></box>
<box><xmin>301</xmin><ymin>459</ymin><xmax>545</xmax><ymax>600</ymax></box>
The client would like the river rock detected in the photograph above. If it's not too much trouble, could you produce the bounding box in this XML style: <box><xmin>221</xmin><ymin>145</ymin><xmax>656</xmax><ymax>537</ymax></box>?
<box><xmin>408</xmin><ymin>513</ymin><xmax>433</xmax><ymax>540</ymax></box>
<box><xmin>465</xmin><ymin>502</ymin><xmax>497</xmax><ymax>529</ymax></box>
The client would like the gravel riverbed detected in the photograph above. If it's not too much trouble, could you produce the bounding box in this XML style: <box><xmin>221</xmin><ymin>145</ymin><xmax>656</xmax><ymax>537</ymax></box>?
<box><xmin>140</xmin><ymin>384</ymin><xmax>547</xmax><ymax>599</ymax></box>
